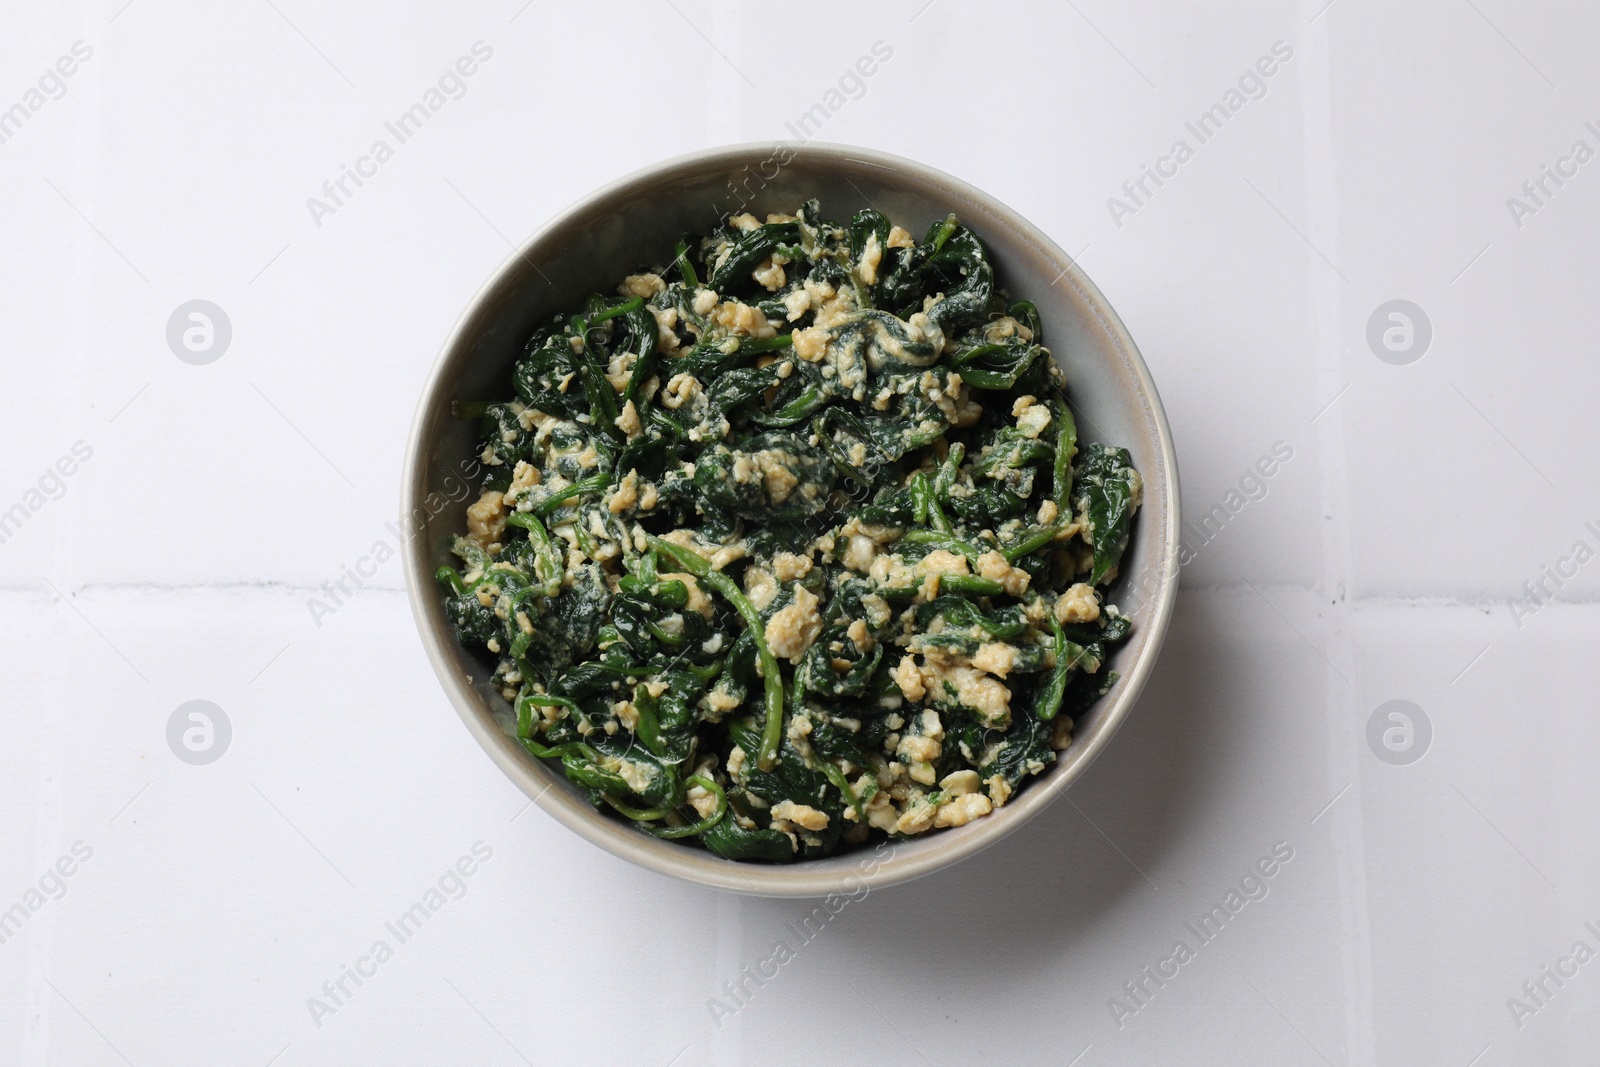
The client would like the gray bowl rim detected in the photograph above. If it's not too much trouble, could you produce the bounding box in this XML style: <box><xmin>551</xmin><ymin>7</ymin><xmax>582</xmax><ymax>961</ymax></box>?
<box><xmin>401</xmin><ymin>140</ymin><xmax>1181</xmax><ymax>898</ymax></box>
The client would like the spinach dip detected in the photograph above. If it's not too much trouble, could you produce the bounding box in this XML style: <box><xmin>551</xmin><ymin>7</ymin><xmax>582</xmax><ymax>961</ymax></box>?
<box><xmin>438</xmin><ymin>201</ymin><xmax>1142</xmax><ymax>861</ymax></box>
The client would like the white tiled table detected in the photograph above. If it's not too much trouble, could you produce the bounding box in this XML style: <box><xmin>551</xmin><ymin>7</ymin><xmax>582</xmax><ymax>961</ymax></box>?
<box><xmin>5</xmin><ymin>2</ymin><xmax>1597</xmax><ymax>1063</ymax></box>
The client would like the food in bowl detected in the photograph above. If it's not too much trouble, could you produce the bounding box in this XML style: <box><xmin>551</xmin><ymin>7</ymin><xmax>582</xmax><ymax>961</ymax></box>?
<box><xmin>435</xmin><ymin>200</ymin><xmax>1141</xmax><ymax>861</ymax></box>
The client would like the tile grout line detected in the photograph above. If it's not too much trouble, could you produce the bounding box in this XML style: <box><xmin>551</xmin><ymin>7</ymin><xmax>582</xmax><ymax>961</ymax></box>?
<box><xmin>1296</xmin><ymin>12</ymin><xmax>1378</xmax><ymax>1063</ymax></box>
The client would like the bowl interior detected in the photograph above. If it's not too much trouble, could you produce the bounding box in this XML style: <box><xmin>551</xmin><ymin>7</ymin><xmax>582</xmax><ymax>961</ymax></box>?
<box><xmin>403</xmin><ymin>143</ymin><xmax>1179</xmax><ymax>897</ymax></box>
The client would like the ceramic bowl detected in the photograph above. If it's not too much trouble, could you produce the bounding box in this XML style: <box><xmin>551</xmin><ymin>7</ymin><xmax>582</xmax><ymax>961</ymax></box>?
<box><xmin>401</xmin><ymin>142</ymin><xmax>1180</xmax><ymax>897</ymax></box>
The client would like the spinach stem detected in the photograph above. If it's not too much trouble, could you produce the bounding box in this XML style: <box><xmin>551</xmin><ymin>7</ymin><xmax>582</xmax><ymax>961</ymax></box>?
<box><xmin>648</xmin><ymin>535</ymin><xmax>785</xmax><ymax>772</ymax></box>
<box><xmin>819</xmin><ymin>760</ymin><xmax>869</xmax><ymax>825</ymax></box>
<box><xmin>1052</xmin><ymin>399</ymin><xmax>1078</xmax><ymax>515</ymax></box>
<box><xmin>505</xmin><ymin>511</ymin><xmax>564</xmax><ymax>596</ymax></box>
<box><xmin>587</xmin><ymin>295</ymin><xmax>644</xmax><ymax>325</ymax></box>
<box><xmin>632</xmin><ymin>683</ymin><xmax>663</xmax><ymax>755</ymax></box>
<box><xmin>1035</xmin><ymin>620</ymin><xmax>1092</xmax><ymax>722</ymax></box>
<box><xmin>909</xmin><ymin>471</ymin><xmax>951</xmax><ymax>533</ymax></box>
<box><xmin>534</xmin><ymin>472</ymin><xmax>611</xmax><ymax>518</ymax></box>
<box><xmin>1034</xmin><ymin>617</ymin><xmax>1070</xmax><ymax>722</ymax></box>
<box><xmin>1002</xmin><ymin>524</ymin><xmax>1064</xmax><ymax>562</ymax></box>
<box><xmin>940</xmin><ymin>574</ymin><xmax>1005</xmax><ymax>597</ymax></box>
<box><xmin>741</xmin><ymin>333</ymin><xmax>794</xmax><ymax>354</ymax></box>
<box><xmin>673</xmin><ymin>237</ymin><xmax>699</xmax><ymax>288</ymax></box>
<box><xmin>602</xmin><ymin>794</ymin><xmax>672</xmax><ymax>821</ymax></box>
<box><xmin>899</xmin><ymin>528</ymin><xmax>979</xmax><ymax>562</ymax></box>
<box><xmin>646</xmin><ymin>775</ymin><xmax>728</xmax><ymax>839</ymax></box>
<box><xmin>519</xmin><ymin>736</ymin><xmax>595</xmax><ymax>761</ymax></box>
<box><xmin>514</xmin><ymin>691</ymin><xmax>576</xmax><ymax>739</ymax></box>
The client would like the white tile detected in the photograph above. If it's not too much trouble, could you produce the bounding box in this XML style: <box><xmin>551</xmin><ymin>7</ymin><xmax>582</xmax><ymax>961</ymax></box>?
<box><xmin>4</xmin><ymin>0</ymin><xmax>1599</xmax><ymax>1061</ymax></box>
